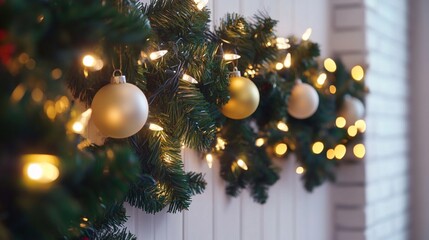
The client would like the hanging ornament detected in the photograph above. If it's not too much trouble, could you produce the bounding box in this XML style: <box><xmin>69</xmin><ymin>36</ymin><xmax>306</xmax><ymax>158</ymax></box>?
<box><xmin>287</xmin><ymin>79</ymin><xmax>319</xmax><ymax>119</ymax></box>
<box><xmin>221</xmin><ymin>68</ymin><xmax>260</xmax><ymax>120</ymax></box>
<box><xmin>91</xmin><ymin>70</ymin><xmax>149</xmax><ymax>138</ymax></box>
<box><xmin>338</xmin><ymin>95</ymin><xmax>365</xmax><ymax>127</ymax></box>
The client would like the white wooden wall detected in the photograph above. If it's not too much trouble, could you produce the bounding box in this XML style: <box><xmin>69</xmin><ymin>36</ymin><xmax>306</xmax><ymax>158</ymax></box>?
<box><xmin>126</xmin><ymin>1</ymin><xmax>332</xmax><ymax>239</ymax></box>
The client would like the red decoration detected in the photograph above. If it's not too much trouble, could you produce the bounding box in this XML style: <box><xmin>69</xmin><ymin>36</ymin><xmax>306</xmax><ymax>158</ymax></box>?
<box><xmin>0</xmin><ymin>29</ymin><xmax>14</xmax><ymax>66</ymax></box>
<box><xmin>81</xmin><ymin>237</ymin><xmax>90</xmax><ymax>240</ymax></box>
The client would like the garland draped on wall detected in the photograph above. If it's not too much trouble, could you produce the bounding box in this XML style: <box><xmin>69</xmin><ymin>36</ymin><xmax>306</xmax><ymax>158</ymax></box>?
<box><xmin>0</xmin><ymin>0</ymin><xmax>367</xmax><ymax>239</ymax></box>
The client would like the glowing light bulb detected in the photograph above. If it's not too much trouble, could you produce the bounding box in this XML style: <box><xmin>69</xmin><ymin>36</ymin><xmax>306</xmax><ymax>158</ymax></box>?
<box><xmin>194</xmin><ymin>0</ymin><xmax>208</xmax><ymax>10</ymax></box>
<box><xmin>324</xmin><ymin>58</ymin><xmax>337</xmax><ymax>72</ymax></box>
<box><xmin>336</xmin><ymin>117</ymin><xmax>347</xmax><ymax>128</ymax></box>
<box><xmin>334</xmin><ymin>144</ymin><xmax>346</xmax><ymax>159</ymax></box>
<box><xmin>82</xmin><ymin>217</ymin><xmax>89</xmax><ymax>222</ymax></box>
<box><xmin>216</xmin><ymin>137</ymin><xmax>226</xmax><ymax>151</ymax></box>
<box><xmin>317</xmin><ymin>73</ymin><xmax>327</xmax><ymax>86</ymax></box>
<box><xmin>276</xmin><ymin>37</ymin><xmax>290</xmax><ymax>49</ymax></box>
<box><xmin>353</xmin><ymin>144</ymin><xmax>366</xmax><ymax>158</ymax></box>
<box><xmin>149</xmin><ymin>50</ymin><xmax>168</xmax><ymax>60</ymax></box>
<box><xmin>296</xmin><ymin>166</ymin><xmax>305</xmax><ymax>174</ymax></box>
<box><xmin>22</xmin><ymin>154</ymin><xmax>60</xmax><ymax>184</ymax></box>
<box><xmin>82</xmin><ymin>55</ymin><xmax>96</xmax><ymax>67</ymax></box>
<box><xmin>355</xmin><ymin>120</ymin><xmax>366</xmax><ymax>133</ymax></box>
<box><xmin>237</xmin><ymin>159</ymin><xmax>248</xmax><ymax>170</ymax></box>
<box><xmin>347</xmin><ymin>125</ymin><xmax>358</xmax><ymax>137</ymax></box>
<box><xmin>301</xmin><ymin>28</ymin><xmax>312</xmax><ymax>41</ymax></box>
<box><xmin>312</xmin><ymin>141</ymin><xmax>324</xmax><ymax>154</ymax></box>
<box><xmin>182</xmin><ymin>74</ymin><xmax>198</xmax><ymax>84</ymax></box>
<box><xmin>255</xmin><ymin>138</ymin><xmax>265</xmax><ymax>147</ymax></box>
<box><xmin>223</xmin><ymin>53</ymin><xmax>241</xmax><ymax>61</ymax></box>
<box><xmin>11</xmin><ymin>84</ymin><xmax>26</xmax><ymax>103</ymax></box>
<box><xmin>275</xmin><ymin>143</ymin><xmax>288</xmax><ymax>156</ymax></box>
<box><xmin>277</xmin><ymin>121</ymin><xmax>289</xmax><ymax>132</ymax></box>
<box><xmin>31</xmin><ymin>88</ymin><xmax>44</xmax><ymax>103</ymax></box>
<box><xmin>275</xmin><ymin>62</ymin><xmax>284</xmax><ymax>70</ymax></box>
<box><xmin>326</xmin><ymin>149</ymin><xmax>335</xmax><ymax>160</ymax></box>
<box><xmin>284</xmin><ymin>53</ymin><xmax>291</xmax><ymax>68</ymax></box>
<box><xmin>329</xmin><ymin>85</ymin><xmax>337</xmax><ymax>94</ymax></box>
<box><xmin>351</xmin><ymin>65</ymin><xmax>365</xmax><ymax>81</ymax></box>
<box><xmin>149</xmin><ymin>123</ymin><xmax>164</xmax><ymax>131</ymax></box>
<box><xmin>206</xmin><ymin>154</ymin><xmax>213</xmax><ymax>168</ymax></box>
<box><xmin>72</xmin><ymin>122</ymin><xmax>84</xmax><ymax>133</ymax></box>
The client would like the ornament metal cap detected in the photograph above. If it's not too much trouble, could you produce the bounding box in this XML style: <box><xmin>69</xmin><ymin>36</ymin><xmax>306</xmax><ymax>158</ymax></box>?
<box><xmin>229</xmin><ymin>67</ymin><xmax>241</xmax><ymax>78</ymax></box>
<box><xmin>111</xmin><ymin>70</ymin><xmax>126</xmax><ymax>84</ymax></box>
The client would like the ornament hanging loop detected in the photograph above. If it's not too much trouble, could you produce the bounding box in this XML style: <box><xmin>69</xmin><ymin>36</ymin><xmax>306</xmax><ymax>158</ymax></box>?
<box><xmin>111</xmin><ymin>69</ymin><xmax>126</xmax><ymax>84</ymax></box>
<box><xmin>229</xmin><ymin>67</ymin><xmax>241</xmax><ymax>78</ymax></box>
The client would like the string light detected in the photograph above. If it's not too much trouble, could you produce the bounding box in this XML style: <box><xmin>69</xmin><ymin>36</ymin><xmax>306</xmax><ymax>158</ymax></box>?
<box><xmin>334</xmin><ymin>144</ymin><xmax>346</xmax><ymax>160</ymax></box>
<box><xmin>275</xmin><ymin>143</ymin><xmax>288</xmax><ymax>156</ymax></box>
<box><xmin>149</xmin><ymin>123</ymin><xmax>164</xmax><ymax>131</ymax></box>
<box><xmin>284</xmin><ymin>53</ymin><xmax>291</xmax><ymax>68</ymax></box>
<box><xmin>149</xmin><ymin>50</ymin><xmax>168</xmax><ymax>60</ymax></box>
<box><xmin>335</xmin><ymin>117</ymin><xmax>346</xmax><ymax>128</ymax></box>
<box><xmin>355</xmin><ymin>120</ymin><xmax>366</xmax><ymax>133</ymax></box>
<box><xmin>215</xmin><ymin>137</ymin><xmax>226</xmax><ymax>151</ymax></box>
<box><xmin>326</xmin><ymin>149</ymin><xmax>335</xmax><ymax>160</ymax></box>
<box><xmin>324</xmin><ymin>58</ymin><xmax>337</xmax><ymax>72</ymax></box>
<box><xmin>316</xmin><ymin>73</ymin><xmax>327</xmax><ymax>86</ymax></box>
<box><xmin>329</xmin><ymin>85</ymin><xmax>337</xmax><ymax>94</ymax></box>
<box><xmin>312</xmin><ymin>141</ymin><xmax>324</xmax><ymax>154</ymax></box>
<box><xmin>31</xmin><ymin>88</ymin><xmax>44</xmax><ymax>103</ymax></box>
<box><xmin>182</xmin><ymin>74</ymin><xmax>198</xmax><ymax>84</ymax></box>
<box><xmin>237</xmin><ymin>159</ymin><xmax>248</xmax><ymax>170</ymax></box>
<box><xmin>194</xmin><ymin>0</ymin><xmax>208</xmax><ymax>10</ymax></box>
<box><xmin>275</xmin><ymin>62</ymin><xmax>284</xmax><ymax>70</ymax></box>
<box><xmin>82</xmin><ymin>54</ymin><xmax>104</xmax><ymax>71</ymax></box>
<box><xmin>10</xmin><ymin>84</ymin><xmax>26</xmax><ymax>103</ymax></box>
<box><xmin>296</xmin><ymin>166</ymin><xmax>305</xmax><ymax>174</ymax></box>
<box><xmin>277</xmin><ymin>121</ymin><xmax>289</xmax><ymax>132</ymax></box>
<box><xmin>301</xmin><ymin>28</ymin><xmax>312</xmax><ymax>41</ymax></box>
<box><xmin>347</xmin><ymin>125</ymin><xmax>358</xmax><ymax>137</ymax></box>
<box><xmin>223</xmin><ymin>53</ymin><xmax>241</xmax><ymax>61</ymax></box>
<box><xmin>72</xmin><ymin>108</ymin><xmax>92</xmax><ymax>134</ymax></box>
<box><xmin>276</xmin><ymin>37</ymin><xmax>290</xmax><ymax>49</ymax></box>
<box><xmin>206</xmin><ymin>154</ymin><xmax>213</xmax><ymax>168</ymax></box>
<box><xmin>351</xmin><ymin>65</ymin><xmax>365</xmax><ymax>81</ymax></box>
<box><xmin>255</xmin><ymin>138</ymin><xmax>265</xmax><ymax>147</ymax></box>
<box><xmin>22</xmin><ymin>154</ymin><xmax>60</xmax><ymax>184</ymax></box>
<box><xmin>353</xmin><ymin>144</ymin><xmax>366</xmax><ymax>158</ymax></box>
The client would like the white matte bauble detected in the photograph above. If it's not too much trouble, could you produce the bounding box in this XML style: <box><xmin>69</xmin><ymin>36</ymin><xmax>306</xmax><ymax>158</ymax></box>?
<box><xmin>339</xmin><ymin>95</ymin><xmax>365</xmax><ymax>127</ymax></box>
<box><xmin>287</xmin><ymin>80</ymin><xmax>319</xmax><ymax>119</ymax></box>
<box><xmin>91</xmin><ymin>74</ymin><xmax>149</xmax><ymax>138</ymax></box>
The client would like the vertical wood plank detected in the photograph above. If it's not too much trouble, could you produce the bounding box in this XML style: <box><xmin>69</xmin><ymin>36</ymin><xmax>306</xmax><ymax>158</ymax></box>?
<box><xmin>124</xmin><ymin>203</ymin><xmax>137</xmax><ymax>235</ymax></box>
<box><xmin>212</xmin><ymin>0</ymin><xmax>240</xmax><ymax>26</ymax></box>
<box><xmin>262</xmin><ymin>180</ymin><xmax>278</xmax><ymax>240</ymax></box>
<box><xmin>241</xmin><ymin>190</ymin><xmax>263</xmax><ymax>240</ymax></box>
<box><xmin>153</xmin><ymin>209</ymin><xmax>168</xmax><ymax>240</ymax></box>
<box><xmin>212</xmin><ymin>156</ymin><xmax>241</xmax><ymax>240</ymax></box>
<box><xmin>135</xmin><ymin>210</ymin><xmax>155</xmax><ymax>240</ymax></box>
<box><xmin>277</xmin><ymin>157</ymin><xmax>296</xmax><ymax>240</ymax></box>
<box><xmin>183</xmin><ymin>149</ymin><xmax>214</xmax><ymax>240</ymax></box>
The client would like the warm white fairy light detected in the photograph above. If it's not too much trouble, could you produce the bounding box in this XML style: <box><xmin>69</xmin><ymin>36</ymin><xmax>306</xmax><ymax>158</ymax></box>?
<box><xmin>355</xmin><ymin>119</ymin><xmax>367</xmax><ymax>133</ymax></box>
<box><xmin>312</xmin><ymin>141</ymin><xmax>324</xmax><ymax>154</ymax></box>
<box><xmin>324</xmin><ymin>58</ymin><xmax>337</xmax><ymax>72</ymax></box>
<box><xmin>334</xmin><ymin>144</ymin><xmax>346</xmax><ymax>160</ymax></box>
<box><xmin>255</xmin><ymin>138</ymin><xmax>265</xmax><ymax>147</ymax></box>
<box><xmin>223</xmin><ymin>53</ymin><xmax>241</xmax><ymax>61</ymax></box>
<box><xmin>149</xmin><ymin>50</ymin><xmax>168</xmax><ymax>60</ymax></box>
<box><xmin>284</xmin><ymin>53</ymin><xmax>291</xmax><ymax>68</ymax></box>
<box><xmin>71</xmin><ymin>108</ymin><xmax>92</xmax><ymax>134</ymax></box>
<box><xmin>353</xmin><ymin>144</ymin><xmax>366</xmax><ymax>158</ymax></box>
<box><xmin>275</xmin><ymin>62</ymin><xmax>284</xmax><ymax>70</ymax></box>
<box><xmin>237</xmin><ymin>159</ymin><xmax>248</xmax><ymax>170</ymax></box>
<box><xmin>316</xmin><ymin>73</ymin><xmax>327</xmax><ymax>86</ymax></box>
<box><xmin>82</xmin><ymin>54</ymin><xmax>104</xmax><ymax>71</ymax></box>
<box><xmin>206</xmin><ymin>154</ymin><xmax>214</xmax><ymax>168</ymax></box>
<box><xmin>277</xmin><ymin>121</ymin><xmax>289</xmax><ymax>132</ymax></box>
<box><xmin>335</xmin><ymin>117</ymin><xmax>347</xmax><ymax>128</ymax></box>
<box><xmin>22</xmin><ymin>154</ymin><xmax>60</xmax><ymax>184</ymax></box>
<box><xmin>347</xmin><ymin>125</ymin><xmax>358</xmax><ymax>137</ymax></box>
<box><xmin>194</xmin><ymin>0</ymin><xmax>208</xmax><ymax>10</ymax></box>
<box><xmin>276</xmin><ymin>37</ymin><xmax>290</xmax><ymax>49</ymax></box>
<box><xmin>301</xmin><ymin>28</ymin><xmax>312</xmax><ymax>41</ymax></box>
<box><xmin>296</xmin><ymin>166</ymin><xmax>305</xmax><ymax>174</ymax></box>
<box><xmin>215</xmin><ymin>137</ymin><xmax>226</xmax><ymax>151</ymax></box>
<box><xmin>149</xmin><ymin>123</ymin><xmax>164</xmax><ymax>131</ymax></box>
<box><xmin>351</xmin><ymin>65</ymin><xmax>365</xmax><ymax>81</ymax></box>
<box><xmin>275</xmin><ymin>143</ymin><xmax>288</xmax><ymax>156</ymax></box>
<box><xmin>182</xmin><ymin>74</ymin><xmax>198</xmax><ymax>84</ymax></box>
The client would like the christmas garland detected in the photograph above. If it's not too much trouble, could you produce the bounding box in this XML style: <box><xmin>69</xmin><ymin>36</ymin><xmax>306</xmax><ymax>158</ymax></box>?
<box><xmin>0</xmin><ymin>0</ymin><xmax>367</xmax><ymax>239</ymax></box>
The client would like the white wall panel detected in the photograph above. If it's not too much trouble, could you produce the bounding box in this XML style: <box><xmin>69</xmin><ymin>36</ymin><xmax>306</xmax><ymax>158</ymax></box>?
<box><xmin>128</xmin><ymin>0</ymin><xmax>332</xmax><ymax>239</ymax></box>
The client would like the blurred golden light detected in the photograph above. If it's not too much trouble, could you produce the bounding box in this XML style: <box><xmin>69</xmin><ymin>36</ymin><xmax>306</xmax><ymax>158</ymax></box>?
<box><xmin>334</xmin><ymin>144</ymin><xmax>346</xmax><ymax>159</ymax></box>
<box><xmin>284</xmin><ymin>53</ymin><xmax>291</xmax><ymax>68</ymax></box>
<box><xmin>22</xmin><ymin>154</ymin><xmax>60</xmax><ymax>184</ymax></box>
<box><xmin>10</xmin><ymin>84</ymin><xmax>26</xmax><ymax>103</ymax></box>
<box><xmin>324</xmin><ymin>58</ymin><xmax>337</xmax><ymax>72</ymax></box>
<box><xmin>312</xmin><ymin>141</ymin><xmax>324</xmax><ymax>154</ymax></box>
<box><xmin>329</xmin><ymin>85</ymin><xmax>337</xmax><ymax>94</ymax></box>
<box><xmin>206</xmin><ymin>154</ymin><xmax>213</xmax><ymax>168</ymax></box>
<box><xmin>301</xmin><ymin>28</ymin><xmax>312</xmax><ymax>41</ymax></box>
<box><xmin>317</xmin><ymin>73</ymin><xmax>327</xmax><ymax>86</ymax></box>
<box><xmin>223</xmin><ymin>53</ymin><xmax>241</xmax><ymax>61</ymax></box>
<box><xmin>275</xmin><ymin>62</ymin><xmax>284</xmax><ymax>70</ymax></box>
<box><xmin>347</xmin><ymin>125</ymin><xmax>358</xmax><ymax>137</ymax></box>
<box><xmin>31</xmin><ymin>88</ymin><xmax>44</xmax><ymax>103</ymax></box>
<box><xmin>277</xmin><ymin>121</ymin><xmax>289</xmax><ymax>132</ymax></box>
<box><xmin>149</xmin><ymin>50</ymin><xmax>168</xmax><ymax>60</ymax></box>
<box><xmin>355</xmin><ymin>120</ymin><xmax>367</xmax><ymax>133</ymax></box>
<box><xmin>353</xmin><ymin>144</ymin><xmax>366</xmax><ymax>159</ymax></box>
<box><xmin>296</xmin><ymin>166</ymin><xmax>305</xmax><ymax>174</ymax></box>
<box><xmin>194</xmin><ymin>0</ymin><xmax>208</xmax><ymax>10</ymax></box>
<box><xmin>216</xmin><ymin>137</ymin><xmax>227</xmax><ymax>151</ymax></box>
<box><xmin>326</xmin><ymin>149</ymin><xmax>335</xmax><ymax>160</ymax></box>
<box><xmin>351</xmin><ymin>65</ymin><xmax>365</xmax><ymax>81</ymax></box>
<box><xmin>82</xmin><ymin>55</ymin><xmax>96</xmax><ymax>67</ymax></box>
<box><xmin>255</xmin><ymin>138</ymin><xmax>265</xmax><ymax>147</ymax></box>
<box><xmin>336</xmin><ymin>117</ymin><xmax>347</xmax><ymax>128</ymax></box>
<box><xmin>275</xmin><ymin>143</ymin><xmax>288</xmax><ymax>156</ymax></box>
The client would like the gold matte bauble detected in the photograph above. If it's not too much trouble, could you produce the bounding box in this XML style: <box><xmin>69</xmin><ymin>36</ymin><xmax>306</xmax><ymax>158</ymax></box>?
<box><xmin>91</xmin><ymin>75</ymin><xmax>149</xmax><ymax>138</ymax></box>
<box><xmin>287</xmin><ymin>79</ymin><xmax>319</xmax><ymax>119</ymax></box>
<box><xmin>221</xmin><ymin>73</ymin><xmax>260</xmax><ymax>120</ymax></box>
<box><xmin>339</xmin><ymin>95</ymin><xmax>365</xmax><ymax>127</ymax></box>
